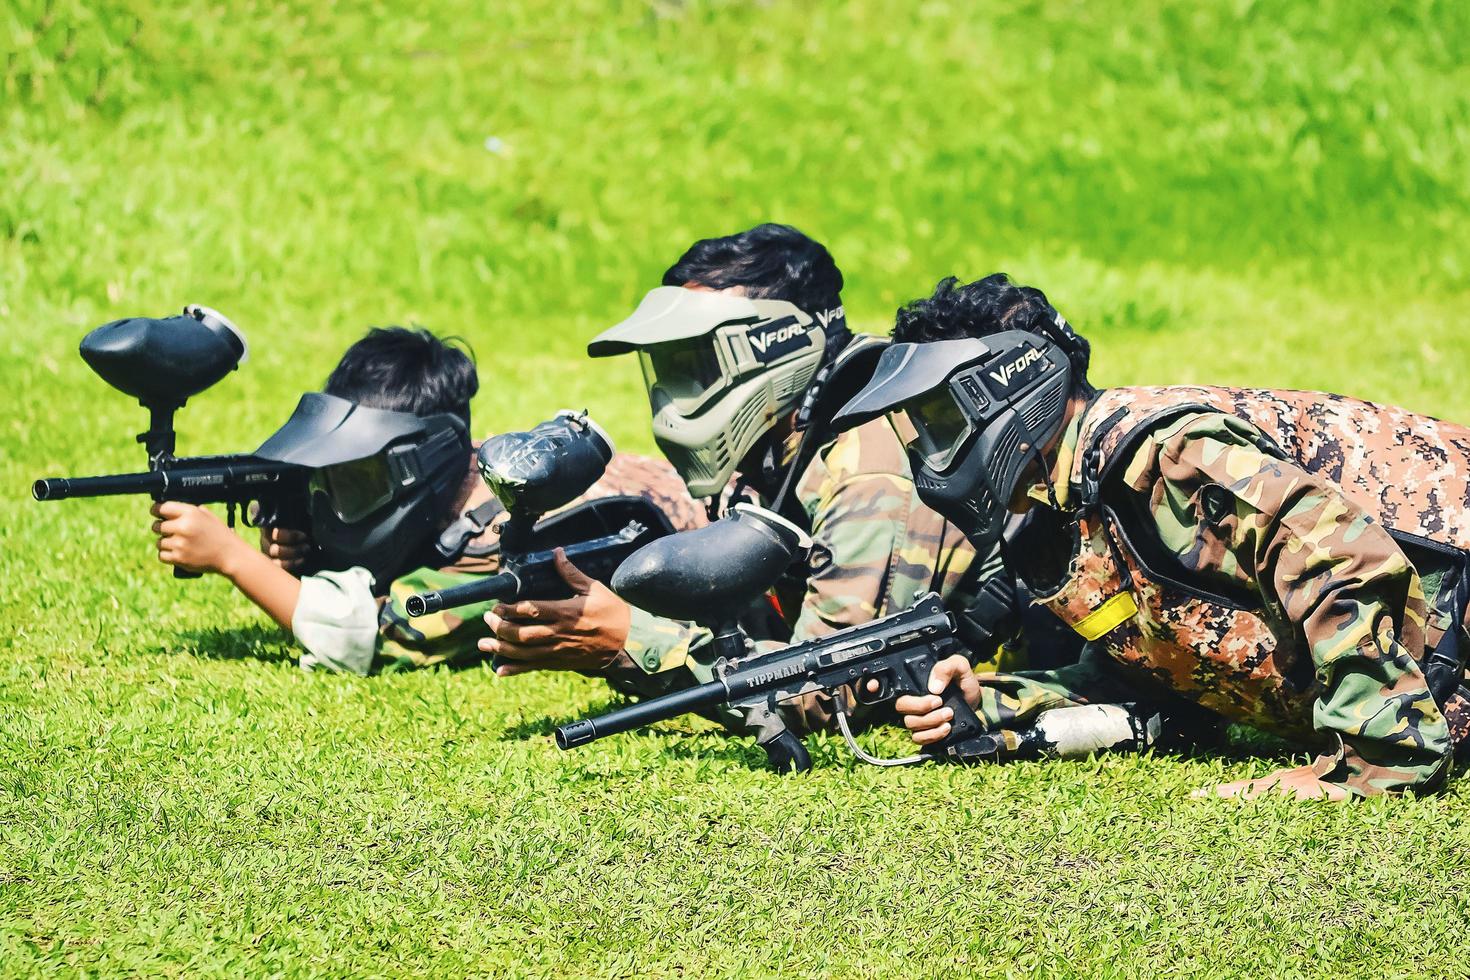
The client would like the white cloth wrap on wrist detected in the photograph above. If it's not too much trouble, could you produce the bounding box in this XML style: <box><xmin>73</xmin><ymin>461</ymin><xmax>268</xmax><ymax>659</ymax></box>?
<box><xmin>292</xmin><ymin>567</ymin><xmax>380</xmax><ymax>675</ymax></box>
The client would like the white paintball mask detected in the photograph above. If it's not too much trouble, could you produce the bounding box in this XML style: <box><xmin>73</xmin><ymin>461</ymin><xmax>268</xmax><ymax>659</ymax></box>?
<box><xmin>589</xmin><ymin>286</ymin><xmax>829</xmax><ymax>498</ymax></box>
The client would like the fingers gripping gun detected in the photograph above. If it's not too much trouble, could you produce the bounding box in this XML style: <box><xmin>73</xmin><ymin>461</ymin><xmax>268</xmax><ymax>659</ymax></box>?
<box><xmin>31</xmin><ymin>307</ymin><xmax>312</xmax><ymax>578</ymax></box>
<box><xmin>555</xmin><ymin>505</ymin><xmax>1172</xmax><ymax>772</ymax></box>
<box><xmin>404</xmin><ymin>411</ymin><xmax>673</xmax><ymax>617</ymax></box>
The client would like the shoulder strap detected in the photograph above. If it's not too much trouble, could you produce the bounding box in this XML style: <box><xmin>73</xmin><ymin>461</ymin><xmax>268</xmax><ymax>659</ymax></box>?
<box><xmin>1073</xmin><ymin>395</ymin><xmax>1288</xmax><ymax>514</ymax></box>
<box><xmin>769</xmin><ymin>335</ymin><xmax>891</xmax><ymax>526</ymax></box>
<box><xmin>434</xmin><ymin>498</ymin><xmax>505</xmax><ymax>562</ymax></box>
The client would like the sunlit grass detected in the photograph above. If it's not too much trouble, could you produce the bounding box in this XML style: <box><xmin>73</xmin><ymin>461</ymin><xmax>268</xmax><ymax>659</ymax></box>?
<box><xmin>3</xmin><ymin>0</ymin><xmax>1468</xmax><ymax>974</ymax></box>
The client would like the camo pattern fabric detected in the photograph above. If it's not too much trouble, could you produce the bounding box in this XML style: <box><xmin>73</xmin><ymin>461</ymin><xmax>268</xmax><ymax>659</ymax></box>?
<box><xmin>376</xmin><ymin>450</ymin><xmax>706</xmax><ymax>671</ymax></box>
<box><xmin>614</xmin><ymin>416</ymin><xmax>980</xmax><ymax>734</ymax></box>
<box><xmin>1083</xmin><ymin>386</ymin><xmax>1470</xmax><ymax>549</ymax></box>
<box><xmin>1445</xmin><ymin>689</ymin><xmax>1470</xmax><ymax>750</ymax></box>
<box><xmin>986</xmin><ymin>385</ymin><xmax>1470</xmax><ymax>795</ymax></box>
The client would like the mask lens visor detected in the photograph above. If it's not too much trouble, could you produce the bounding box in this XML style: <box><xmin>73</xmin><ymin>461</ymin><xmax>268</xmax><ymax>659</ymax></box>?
<box><xmin>903</xmin><ymin>386</ymin><xmax>973</xmax><ymax>472</ymax></box>
<box><xmin>639</xmin><ymin>338</ymin><xmax>725</xmax><ymax>411</ymax></box>
<box><xmin>311</xmin><ymin>454</ymin><xmax>396</xmax><ymax>523</ymax></box>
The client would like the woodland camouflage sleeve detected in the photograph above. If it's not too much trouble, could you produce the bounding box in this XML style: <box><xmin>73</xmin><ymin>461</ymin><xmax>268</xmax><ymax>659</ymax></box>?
<box><xmin>971</xmin><ymin>645</ymin><xmax>1149</xmax><ymax>727</ymax></box>
<box><xmin>785</xmin><ymin>470</ymin><xmax>916</xmax><ymax>639</ymax></box>
<box><xmin>377</xmin><ymin>565</ymin><xmax>498</xmax><ymax>671</ymax></box>
<box><xmin>749</xmin><ymin>453</ymin><xmax>973</xmax><ymax>734</ymax></box>
<box><xmin>785</xmin><ymin>419</ymin><xmax>975</xmax><ymax>642</ymax></box>
<box><xmin>618</xmin><ymin>607</ymin><xmax>712</xmax><ymax>676</ymax></box>
<box><xmin>1143</xmin><ymin>413</ymin><xmax>1453</xmax><ymax>795</ymax></box>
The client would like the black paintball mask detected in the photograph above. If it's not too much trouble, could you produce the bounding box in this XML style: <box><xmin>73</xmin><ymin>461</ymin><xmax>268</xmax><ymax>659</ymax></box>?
<box><xmin>833</xmin><ymin>329</ymin><xmax>1073</xmax><ymax>554</ymax></box>
<box><xmin>256</xmin><ymin>393</ymin><xmax>472</xmax><ymax>589</ymax></box>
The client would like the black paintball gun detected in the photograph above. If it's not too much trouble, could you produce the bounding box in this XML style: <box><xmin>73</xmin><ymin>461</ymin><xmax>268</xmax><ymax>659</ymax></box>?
<box><xmin>556</xmin><ymin>505</ymin><xmax>1178</xmax><ymax>772</ymax></box>
<box><xmin>403</xmin><ymin>410</ymin><xmax>673</xmax><ymax>617</ymax></box>
<box><xmin>31</xmin><ymin>306</ymin><xmax>312</xmax><ymax>578</ymax></box>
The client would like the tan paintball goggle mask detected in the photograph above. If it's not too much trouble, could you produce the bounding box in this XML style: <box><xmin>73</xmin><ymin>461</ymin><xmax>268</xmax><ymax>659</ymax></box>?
<box><xmin>589</xmin><ymin>287</ymin><xmax>828</xmax><ymax>497</ymax></box>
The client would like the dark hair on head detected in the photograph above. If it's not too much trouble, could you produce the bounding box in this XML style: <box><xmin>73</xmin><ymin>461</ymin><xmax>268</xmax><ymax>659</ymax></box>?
<box><xmin>893</xmin><ymin>274</ymin><xmax>1093</xmax><ymax>390</ymax></box>
<box><xmin>325</xmin><ymin>326</ymin><xmax>479</xmax><ymax>427</ymax></box>
<box><xmin>662</xmin><ymin>223</ymin><xmax>845</xmax><ymax>323</ymax></box>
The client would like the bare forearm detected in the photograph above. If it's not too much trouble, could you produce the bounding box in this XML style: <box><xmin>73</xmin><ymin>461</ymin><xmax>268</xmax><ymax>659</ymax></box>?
<box><xmin>222</xmin><ymin>543</ymin><xmax>302</xmax><ymax>630</ymax></box>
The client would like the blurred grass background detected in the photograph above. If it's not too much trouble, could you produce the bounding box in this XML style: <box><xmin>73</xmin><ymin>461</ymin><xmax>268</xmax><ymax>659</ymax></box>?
<box><xmin>3</xmin><ymin>0</ymin><xmax>1469</xmax><ymax>975</ymax></box>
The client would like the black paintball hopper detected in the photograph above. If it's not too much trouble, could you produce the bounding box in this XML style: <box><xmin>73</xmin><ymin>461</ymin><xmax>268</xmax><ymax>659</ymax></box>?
<box><xmin>611</xmin><ymin>503</ymin><xmax>811</xmax><ymax>622</ymax></box>
<box><xmin>477</xmin><ymin>411</ymin><xmax>614</xmax><ymax>516</ymax></box>
<box><xmin>254</xmin><ymin>392</ymin><xmax>435</xmax><ymax>467</ymax></box>
<box><xmin>80</xmin><ymin>304</ymin><xmax>247</xmax><ymax>407</ymax></box>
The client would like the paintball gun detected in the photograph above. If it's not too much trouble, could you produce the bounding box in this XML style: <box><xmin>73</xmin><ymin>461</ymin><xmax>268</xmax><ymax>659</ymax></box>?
<box><xmin>403</xmin><ymin>410</ymin><xmax>674</xmax><ymax>617</ymax></box>
<box><xmin>556</xmin><ymin>505</ymin><xmax>1178</xmax><ymax>773</ymax></box>
<box><xmin>32</xmin><ymin>306</ymin><xmax>313</xmax><ymax>578</ymax></box>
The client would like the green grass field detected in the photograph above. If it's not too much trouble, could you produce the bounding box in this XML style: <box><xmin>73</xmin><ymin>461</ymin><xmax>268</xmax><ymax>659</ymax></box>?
<box><xmin>4</xmin><ymin>0</ymin><xmax>1470</xmax><ymax>974</ymax></box>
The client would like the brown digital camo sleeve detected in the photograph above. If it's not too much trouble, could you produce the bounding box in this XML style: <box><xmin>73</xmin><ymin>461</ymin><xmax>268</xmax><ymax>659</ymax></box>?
<box><xmin>1141</xmin><ymin>414</ymin><xmax>1453</xmax><ymax>794</ymax></box>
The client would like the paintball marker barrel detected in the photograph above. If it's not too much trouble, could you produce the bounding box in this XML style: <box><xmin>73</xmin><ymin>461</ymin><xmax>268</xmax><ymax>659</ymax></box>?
<box><xmin>403</xmin><ymin>505</ymin><xmax>674</xmax><ymax>619</ymax></box>
<box><xmin>405</xmin><ymin>572</ymin><xmax>519</xmax><ymax>617</ymax></box>
<box><xmin>554</xmin><ymin>681</ymin><xmax>727</xmax><ymax>749</ymax></box>
<box><xmin>32</xmin><ymin>456</ymin><xmax>303</xmax><ymax>504</ymax></box>
<box><xmin>33</xmin><ymin>472</ymin><xmax>167</xmax><ymax>500</ymax></box>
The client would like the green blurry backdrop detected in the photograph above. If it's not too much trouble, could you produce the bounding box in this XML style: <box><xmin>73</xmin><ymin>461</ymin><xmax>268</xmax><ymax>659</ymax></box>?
<box><xmin>3</xmin><ymin>1</ymin><xmax>1469</xmax><ymax>975</ymax></box>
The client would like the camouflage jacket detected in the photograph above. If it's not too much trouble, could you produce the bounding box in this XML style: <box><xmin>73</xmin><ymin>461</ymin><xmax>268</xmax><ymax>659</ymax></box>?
<box><xmin>605</xmin><ymin>416</ymin><xmax>986</xmax><ymax>734</ymax></box>
<box><xmin>294</xmin><ymin>450</ymin><xmax>706</xmax><ymax>673</ymax></box>
<box><xmin>979</xmin><ymin>386</ymin><xmax>1470</xmax><ymax>795</ymax></box>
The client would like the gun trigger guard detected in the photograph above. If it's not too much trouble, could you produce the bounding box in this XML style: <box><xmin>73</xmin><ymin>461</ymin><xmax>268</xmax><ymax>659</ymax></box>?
<box><xmin>854</xmin><ymin>671</ymin><xmax>890</xmax><ymax>706</ymax></box>
<box><xmin>833</xmin><ymin>700</ymin><xmax>927</xmax><ymax>768</ymax></box>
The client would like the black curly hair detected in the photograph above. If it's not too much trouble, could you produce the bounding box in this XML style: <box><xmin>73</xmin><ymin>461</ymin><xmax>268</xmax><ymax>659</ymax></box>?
<box><xmin>893</xmin><ymin>274</ymin><xmax>1093</xmax><ymax>392</ymax></box>
<box><xmin>662</xmin><ymin>223</ymin><xmax>847</xmax><ymax>343</ymax></box>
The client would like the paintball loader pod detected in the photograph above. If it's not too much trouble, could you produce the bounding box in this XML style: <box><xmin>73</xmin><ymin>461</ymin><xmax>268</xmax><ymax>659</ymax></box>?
<box><xmin>404</xmin><ymin>410</ymin><xmax>672</xmax><ymax>617</ymax></box>
<box><xmin>78</xmin><ymin>304</ymin><xmax>248</xmax><ymax>463</ymax></box>
<box><xmin>32</xmin><ymin>306</ymin><xmax>313</xmax><ymax>578</ymax></box>
<box><xmin>478</xmin><ymin>409</ymin><xmax>614</xmax><ymax>552</ymax></box>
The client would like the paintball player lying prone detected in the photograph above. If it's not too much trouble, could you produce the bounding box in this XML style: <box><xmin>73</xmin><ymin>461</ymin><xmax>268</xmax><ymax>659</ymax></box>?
<box><xmin>479</xmin><ymin>224</ymin><xmax>1213</xmax><ymax>765</ymax></box>
<box><xmin>151</xmin><ymin>326</ymin><xmax>705</xmax><ymax>674</ymax></box>
<box><xmin>834</xmin><ymin>273</ymin><xmax>1470</xmax><ymax>799</ymax></box>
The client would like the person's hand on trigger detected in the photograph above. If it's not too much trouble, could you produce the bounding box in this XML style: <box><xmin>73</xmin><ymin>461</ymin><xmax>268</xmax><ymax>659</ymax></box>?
<box><xmin>885</xmin><ymin>653</ymin><xmax>981</xmax><ymax>746</ymax></box>
<box><xmin>480</xmin><ymin>549</ymin><xmax>632</xmax><ymax>675</ymax></box>
<box><xmin>151</xmin><ymin>500</ymin><xmax>251</xmax><ymax>576</ymax></box>
<box><xmin>259</xmin><ymin>525</ymin><xmax>312</xmax><ymax>571</ymax></box>
<box><xmin>251</xmin><ymin>503</ymin><xmax>313</xmax><ymax>572</ymax></box>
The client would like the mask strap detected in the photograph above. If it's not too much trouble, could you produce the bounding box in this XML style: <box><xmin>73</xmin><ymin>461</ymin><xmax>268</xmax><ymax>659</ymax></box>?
<box><xmin>768</xmin><ymin>432</ymin><xmax>807</xmax><ymax>516</ymax></box>
<box><xmin>1007</xmin><ymin>408</ymin><xmax>1061</xmax><ymax>514</ymax></box>
<box><xmin>1038</xmin><ymin>446</ymin><xmax>1062</xmax><ymax>512</ymax></box>
<box><xmin>711</xmin><ymin>474</ymin><xmax>760</xmax><ymax>521</ymax></box>
<box><xmin>792</xmin><ymin>321</ymin><xmax>852</xmax><ymax>433</ymax></box>
<box><xmin>434</xmin><ymin>498</ymin><xmax>505</xmax><ymax>562</ymax></box>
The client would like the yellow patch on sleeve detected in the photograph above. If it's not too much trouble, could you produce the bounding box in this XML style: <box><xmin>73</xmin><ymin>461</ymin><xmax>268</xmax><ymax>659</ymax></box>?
<box><xmin>1070</xmin><ymin>591</ymin><xmax>1140</xmax><ymax>641</ymax></box>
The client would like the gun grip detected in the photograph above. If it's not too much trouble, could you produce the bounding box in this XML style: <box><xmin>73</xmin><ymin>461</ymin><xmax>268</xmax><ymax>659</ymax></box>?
<box><xmin>173</xmin><ymin>566</ymin><xmax>202</xmax><ymax>580</ymax></box>
<box><xmin>903</xmin><ymin>649</ymin><xmax>984</xmax><ymax>749</ymax></box>
<box><xmin>938</xmin><ymin>680</ymin><xmax>984</xmax><ymax>744</ymax></box>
